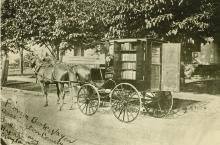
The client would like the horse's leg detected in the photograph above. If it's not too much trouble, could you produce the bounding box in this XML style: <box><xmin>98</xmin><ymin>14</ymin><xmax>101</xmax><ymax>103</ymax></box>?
<box><xmin>58</xmin><ymin>83</ymin><xmax>65</xmax><ymax>111</ymax></box>
<box><xmin>44</xmin><ymin>83</ymin><xmax>49</xmax><ymax>107</ymax></box>
<box><xmin>56</xmin><ymin>83</ymin><xmax>60</xmax><ymax>104</ymax></box>
<box><xmin>39</xmin><ymin>82</ymin><xmax>49</xmax><ymax>107</ymax></box>
<box><xmin>69</xmin><ymin>83</ymin><xmax>78</xmax><ymax>110</ymax></box>
<box><xmin>69</xmin><ymin>82</ymin><xmax>73</xmax><ymax>110</ymax></box>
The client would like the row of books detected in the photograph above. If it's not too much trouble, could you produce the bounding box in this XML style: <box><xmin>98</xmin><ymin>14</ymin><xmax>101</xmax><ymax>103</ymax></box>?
<box><xmin>121</xmin><ymin>43</ymin><xmax>137</xmax><ymax>51</ymax></box>
<box><xmin>121</xmin><ymin>70</ymin><xmax>136</xmax><ymax>80</ymax></box>
<box><xmin>122</xmin><ymin>62</ymin><xmax>136</xmax><ymax>70</ymax></box>
<box><xmin>121</xmin><ymin>54</ymin><xmax>137</xmax><ymax>61</ymax></box>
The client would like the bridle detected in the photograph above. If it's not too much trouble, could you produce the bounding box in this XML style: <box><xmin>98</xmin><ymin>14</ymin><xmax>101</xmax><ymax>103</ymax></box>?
<box><xmin>31</xmin><ymin>60</ymin><xmax>42</xmax><ymax>83</ymax></box>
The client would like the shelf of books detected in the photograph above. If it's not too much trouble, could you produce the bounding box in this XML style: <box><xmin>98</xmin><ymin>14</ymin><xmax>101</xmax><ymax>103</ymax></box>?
<box><xmin>114</xmin><ymin>41</ymin><xmax>139</xmax><ymax>80</ymax></box>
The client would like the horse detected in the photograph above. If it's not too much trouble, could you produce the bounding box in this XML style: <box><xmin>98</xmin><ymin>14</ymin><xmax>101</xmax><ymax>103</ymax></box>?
<box><xmin>31</xmin><ymin>57</ymin><xmax>91</xmax><ymax>110</ymax></box>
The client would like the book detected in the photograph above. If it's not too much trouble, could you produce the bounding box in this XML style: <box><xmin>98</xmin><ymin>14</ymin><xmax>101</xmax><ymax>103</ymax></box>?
<box><xmin>121</xmin><ymin>43</ymin><xmax>132</xmax><ymax>51</ymax></box>
<box><xmin>121</xmin><ymin>70</ymin><xmax>136</xmax><ymax>80</ymax></box>
<box><xmin>122</xmin><ymin>62</ymin><xmax>136</xmax><ymax>70</ymax></box>
<box><xmin>121</xmin><ymin>54</ymin><xmax>136</xmax><ymax>61</ymax></box>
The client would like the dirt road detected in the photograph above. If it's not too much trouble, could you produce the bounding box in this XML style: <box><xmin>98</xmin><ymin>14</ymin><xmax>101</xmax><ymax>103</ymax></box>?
<box><xmin>1</xmin><ymin>87</ymin><xmax>220</xmax><ymax>145</ymax></box>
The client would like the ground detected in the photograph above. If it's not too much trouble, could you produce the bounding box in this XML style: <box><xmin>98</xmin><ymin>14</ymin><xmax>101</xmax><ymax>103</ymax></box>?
<box><xmin>1</xmin><ymin>73</ymin><xmax>220</xmax><ymax>145</ymax></box>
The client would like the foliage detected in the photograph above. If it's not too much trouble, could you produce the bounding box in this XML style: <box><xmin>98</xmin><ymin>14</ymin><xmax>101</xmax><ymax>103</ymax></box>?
<box><xmin>1</xmin><ymin>0</ymin><xmax>110</xmax><ymax>59</ymax></box>
<box><xmin>1</xmin><ymin>0</ymin><xmax>220</xmax><ymax>58</ymax></box>
<box><xmin>105</xmin><ymin>0</ymin><xmax>220</xmax><ymax>43</ymax></box>
<box><xmin>12</xmin><ymin>52</ymin><xmax>35</xmax><ymax>67</ymax></box>
<box><xmin>1</xmin><ymin>0</ymin><xmax>28</xmax><ymax>53</ymax></box>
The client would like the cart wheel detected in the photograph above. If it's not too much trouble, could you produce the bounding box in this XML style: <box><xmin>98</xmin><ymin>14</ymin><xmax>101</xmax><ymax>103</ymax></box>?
<box><xmin>110</xmin><ymin>83</ymin><xmax>141</xmax><ymax>123</ymax></box>
<box><xmin>144</xmin><ymin>91</ymin><xmax>173</xmax><ymax>118</ymax></box>
<box><xmin>77</xmin><ymin>84</ymin><xmax>100</xmax><ymax>116</ymax></box>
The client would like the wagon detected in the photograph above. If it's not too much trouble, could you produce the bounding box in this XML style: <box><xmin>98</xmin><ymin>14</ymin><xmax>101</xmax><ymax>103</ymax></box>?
<box><xmin>77</xmin><ymin>38</ymin><xmax>181</xmax><ymax>123</ymax></box>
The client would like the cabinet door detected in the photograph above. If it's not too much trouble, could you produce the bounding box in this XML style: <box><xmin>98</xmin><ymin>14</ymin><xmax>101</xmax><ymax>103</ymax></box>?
<box><xmin>150</xmin><ymin>43</ymin><xmax>162</xmax><ymax>91</ymax></box>
<box><xmin>136</xmin><ymin>40</ymin><xmax>144</xmax><ymax>81</ymax></box>
<box><xmin>161</xmin><ymin>43</ymin><xmax>181</xmax><ymax>92</ymax></box>
<box><xmin>113</xmin><ymin>41</ymin><xmax>121</xmax><ymax>80</ymax></box>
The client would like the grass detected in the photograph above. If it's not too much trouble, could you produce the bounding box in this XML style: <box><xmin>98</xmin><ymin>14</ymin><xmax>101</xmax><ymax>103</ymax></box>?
<box><xmin>8</xmin><ymin>67</ymin><xmax>34</xmax><ymax>76</ymax></box>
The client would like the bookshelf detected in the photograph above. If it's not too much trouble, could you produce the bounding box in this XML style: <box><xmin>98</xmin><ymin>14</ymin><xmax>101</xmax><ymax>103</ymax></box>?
<box><xmin>111</xmin><ymin>38</ymin><xmax>181</xmax><ymax>92</ymax></box>
<box><xmin>113</xmin><ymin>41</ymin><xmax>144</xmax><ymax>81</ymax></box>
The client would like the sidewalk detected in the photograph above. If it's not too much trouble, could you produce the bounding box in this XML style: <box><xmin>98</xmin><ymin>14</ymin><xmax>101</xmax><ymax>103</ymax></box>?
<box><xmin>6</xmin><ymin>75</ymin><xmax>220</xmax><ymax>103</ymax></box>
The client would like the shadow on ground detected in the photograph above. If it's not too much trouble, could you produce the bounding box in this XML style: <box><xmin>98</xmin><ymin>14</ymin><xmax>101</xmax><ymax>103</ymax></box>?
<box><xmin>168</xmin><ymin>98</ymin><xmax>207</xmax><ymax>118</ymax></box>
<box><xmin>6</xmin><ymin>80</ymin><xmax>58</xmax><ymax>93</ymax></box>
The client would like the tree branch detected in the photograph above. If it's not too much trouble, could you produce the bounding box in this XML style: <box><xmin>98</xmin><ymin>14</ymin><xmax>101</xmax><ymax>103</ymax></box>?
<box><xmin>43</xmin><ymin>42</ymin><xmax>56</xmax><ymax>59</ymax></box>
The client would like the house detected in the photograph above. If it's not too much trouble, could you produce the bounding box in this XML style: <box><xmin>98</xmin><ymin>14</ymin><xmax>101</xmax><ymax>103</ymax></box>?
<box><xmin>62</xmin><ymin>47</ymin><xmax>105</xmax><ymax>68</ymax></box>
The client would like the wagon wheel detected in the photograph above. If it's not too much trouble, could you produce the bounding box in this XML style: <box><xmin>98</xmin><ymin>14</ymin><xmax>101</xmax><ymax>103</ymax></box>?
<box><xmin>77</xmin><ymin>84</ymin><xmax>100</xmax><ymax>116</ymax></box>
<box><xmin>144</xmin><ymin>91</ymin><xmax>173</xmax><ymax>118</ymax></box>
<box><xmin>110</xmin><ymin>83</ymin><xmax>141</xmax><ymax>123</ymax></box>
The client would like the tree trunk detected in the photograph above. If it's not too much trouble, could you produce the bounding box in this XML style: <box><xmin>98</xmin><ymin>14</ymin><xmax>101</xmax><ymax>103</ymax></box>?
<box><xmin>56</xmin><ymin>46</ymin><xmax>60</xmax><ymax>61</ymax></box>
<box><xmin>20</xmin><ymin>47</ymin><xmax>24</xmax><ymax>75</ymax></box>
<box><xmin>1</xmin><ymin>52</ymin><xmax>9</xmax><ymax>86</ymax></box>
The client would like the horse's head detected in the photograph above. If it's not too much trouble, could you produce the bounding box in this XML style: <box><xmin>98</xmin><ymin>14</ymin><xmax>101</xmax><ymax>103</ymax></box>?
<box><xmin>71</xmin><ymin>65</ymin><xmax>91</xmax><ymax>82</ymax></box>
<box><xmin>30</xmin><ymin>56</ymin><xmax>43</xmax><ymax>73</ymax></box>
<box><xmin>30</xmin><ymin>58</ymin><xmax>37</xmax><ymax>68</ymax></box>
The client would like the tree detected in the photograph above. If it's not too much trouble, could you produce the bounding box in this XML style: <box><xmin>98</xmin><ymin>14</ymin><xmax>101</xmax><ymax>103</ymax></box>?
<box><xmin>105</xmin><ymin>0</ymin><xmax>220</xmax><ymax>44</ymax></box>
<box><xmin>104</xmin><ymin>0</ymin><xmax>148</xmax><ymax>38</ymax></box>
<box><xmin>1</xmin><ymin>0</ymin><xmax>26</xmax><ymax>84</ymax></box>
<box><xmin>16</xmin><ymin>0</ymin><xmax>110</xmax><ymax>60</ymax></box>
<box><xmin>1</xmin><ymin>0</ymin><xmax>33</xmax><ymax>75</ymax></box>
<box><xmin>144</xmin><ymin>0</ymin><xmax>220</xmax><ymax>43</ymax></box>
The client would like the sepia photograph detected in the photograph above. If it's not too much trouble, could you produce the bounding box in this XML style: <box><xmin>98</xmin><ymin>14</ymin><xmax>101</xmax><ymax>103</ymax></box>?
<box><xmin>1</xmin><ymin>0</ymin><xmax>220</xmax><ymax>145</ymax></box>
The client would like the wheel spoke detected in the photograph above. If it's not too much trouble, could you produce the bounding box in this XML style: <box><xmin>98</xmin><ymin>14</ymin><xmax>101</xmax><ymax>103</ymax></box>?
<box><xmin>117</xmin><ymin>104</ymin><xmax>124</xmax><ymax>119</ymax></box>
<box><xmin>77</xmin><ymin>84</ymin><xmax>100</xmax><ymax>116</ymax></box>
<box><xmin>122</xmin><ymin>107</ymin><xmax>126</xmax><ymax>121</ymax></box>
<box><xmin>78</xmin><ymin>93</ymin><xmax>88</xmax><ymax>98</ymax></box>
<box><xmin>111</xmin><ymin>100</ymin><xmax>119</xmax><ymax>108</ymax></box>
<box><xmin>112</xmin><ymin>101</ymin><xmax>121</xmax><ymax>113</ymax></box>
<box><xmin>115</xmin><ymin>89</ymin><xmax>123</xmax><ymax>100</ymax></box>
<box><xmin>79</xmin><ymin>103</ymin><xmax>85</xmax><ymax>108</ymax></box>
<box><xmin>87</xmin><ymin>103</ymin><xmax>91</xmax><ymax>114</ymax></box>
<box><xmin>85</xmin><ymin>103</ymin><xmax>88</xmax><ymax>114</ymax></box>
<box><xmin>157</xmin><ymin>102</ymin><xmax>162</xmax><ymax>111</ymax></box>
<box><xmin>127</xmin><ymin>106</ymin><xmax>135</xmax><ymax>120</ymax></box>
<box><xmin>144</xmin><ymin>91</ymin><xmax>173</xmax><ymax>118</ymax></box>
<box><xmin>126</xmin><ymin>107</ymin><xmax>129</xmax><ymax>121</ymax></box>
<box><xmin>81</xmin><ymin>103</ymin><xmax>86</xmax><ymax>112</ymax></box>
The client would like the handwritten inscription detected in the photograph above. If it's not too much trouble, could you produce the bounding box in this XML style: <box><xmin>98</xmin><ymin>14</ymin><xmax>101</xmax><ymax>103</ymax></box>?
<box><xmin>1</xmin><ymin>99</ymin><xmax>77</xmax><ymax>145</ymax></box>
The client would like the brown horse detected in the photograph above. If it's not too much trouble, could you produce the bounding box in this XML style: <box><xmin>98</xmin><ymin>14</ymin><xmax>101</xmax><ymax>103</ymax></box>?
<box><xmin>31</xmin><ymin>57</ymin><xmax>91</xmax><ymax>110</ymax></box>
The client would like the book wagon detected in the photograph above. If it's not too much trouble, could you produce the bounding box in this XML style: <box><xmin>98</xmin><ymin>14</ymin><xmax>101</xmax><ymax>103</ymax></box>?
<box><xmin>75</xmin><ymin>38</ymin><xmax>182</xmax><ymax>123</ymax></box>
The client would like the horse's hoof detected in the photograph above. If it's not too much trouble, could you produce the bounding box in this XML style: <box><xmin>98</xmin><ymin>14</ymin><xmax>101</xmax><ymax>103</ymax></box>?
<box><xmin>59</xmin><ymin>105</ymin><xmax>63</xmax><ymax>111</ymax></box>
<box><xmin>44</xmin><ymin>104</ymin><xmax>48</xmax><ymax>107</ymax></box>
<box><xmin>69</xmin><ymin>106</ymin><xmax>74</xmax><ymax>110</ymax></box>
<box><xmin>57</xmin><ymin>99</ymin><xmax>60</xmax><ymax>104</ymax></box>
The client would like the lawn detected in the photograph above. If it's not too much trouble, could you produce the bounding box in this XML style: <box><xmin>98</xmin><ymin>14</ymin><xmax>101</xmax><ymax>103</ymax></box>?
<box><xmin>8</xmin><ymin>67</ymin><xmax>34</xmax><ymax>76</ymax></box>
